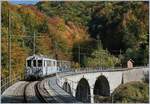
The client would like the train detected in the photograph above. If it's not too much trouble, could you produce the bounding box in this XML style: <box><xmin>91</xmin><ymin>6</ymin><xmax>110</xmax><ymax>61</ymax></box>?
<box><xmin>25</xmin><ymin>55</ymin><xmax>70</xmax><ymax>80</ymax></box>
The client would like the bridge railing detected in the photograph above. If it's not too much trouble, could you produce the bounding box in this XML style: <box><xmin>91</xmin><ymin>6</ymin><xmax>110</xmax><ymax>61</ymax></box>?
<box><xmin>57</xmin><ymin>66</ymin><xmax>149</xmax><ymax>85</ymax></box>
<box><xmin>1</xmin><ymin>73</ymin><xmax>24</xmax><ymax>94</ymax></box>
<box><xmin>57</xmin><ymin>66</ymin><xmax>148</xmax><ymax>78</ymax></box>
<box><xmin>56</xmin><ymin>67</ymin><xmax>119</xmax><ymax>78</ymax></box>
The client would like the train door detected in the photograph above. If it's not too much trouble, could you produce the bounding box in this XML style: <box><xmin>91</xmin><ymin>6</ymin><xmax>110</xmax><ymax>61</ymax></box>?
<box><xmin>51</xmin><ymin>61</ymin><xmax>55</xmax><ymax>73</ymax></box>
<box><xmin>42</xmin><ymin>60</ymin><xmax>44</xmax><ymax>75</ymax></box>
<box><xmin>49</xmin><ymin>60</ymin><xmax>53</xmax><ymax>74</ymax></box>
<box><xmin>47</xmin><ymin>60</ymin><xmax>51</xmax><ymax>74</ymax></box>
<box><xmin>54</xmin><ymin>61</ymin><xmax>57</xmax><ymax>72</ymax></box>
<box><xmin>46</xmin><ymin>60</ymin><xmax>48</xmax><ymax>75</ymax></box>
<box><xmin>37</xmin><ymin>59</ymin><xmax>43</xmax><ymax>77</ymax></box>
<box><xmin>43</xmin><ymin>60</ymin><xmax>47</xmax><ymax>76</ymax></box>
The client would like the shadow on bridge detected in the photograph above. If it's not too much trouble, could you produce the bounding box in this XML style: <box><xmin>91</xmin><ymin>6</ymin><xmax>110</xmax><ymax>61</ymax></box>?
<box><xmin>93</xmin><ymin>75</ymin><xmax>110</xmax><ymax>102</ymax></box>
<box><xmin>62</xmin><ymin>82</ymin><xmax>72</xmax><ymax>96</ymax></box>
<box><xmin>94</xmin><ymin>75</ymin><xmax>110</xmax><ymax>96</ymax></box>
<box><xmin>75</xmin><ymin>78</ymin><xmax>91</xmax><ymax>103</ymax></box>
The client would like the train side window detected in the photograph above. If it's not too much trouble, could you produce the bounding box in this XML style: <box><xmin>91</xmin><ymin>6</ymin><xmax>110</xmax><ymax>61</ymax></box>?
<box><xmin>43</xmin><ymin>60</ymin><xmax>45</xmax><ymax>67</ymax></box>
<box><xmin>50</xmin><ymin>61</ymin><xmax>52</xmax><ymax>66</ymax></box>
<box><xmin>46</xmin><ymin>61</ymin><xmax>48</xmax><ymax>66</ymax></box>
<box><xmin>51</xmin><ymin>61</ymin><xmax>54</xmax><ymax>66</ymax></box>
<box><xmin>52</xmin><ymin>61</ymin><xmax>54</xmax><ymax>66</ymax></box>
<box><xmin>27</xmin><ymin>60</ymin><xmax>31</xmax><ymax>67</ymax></box>
<box><xmin>53</xmin><ymin>61</ymin><xmax>55</xmax><ymax>66</ymax></box>
<box><xmin>48</xmin><ymin>61</ymin><xmax>51</xmax><ymax>66</ymax></box>
<box><xmin>44</xmin><ymin>60</ymin><xmax>46</xmax><ymax>67</ymax></box>
<box><xmin>38</xmin><ymin>60</ymin><xmax>42</xmax><ymax>67</ymax></box>
<box><xmin>33</xmin><ymin>60</ymin><xmax>36</xmax><ymax>67</ymax></box>
<box><xmin>45</xmin><ymin>60</ymin><xmax>49</xmax><ymax>67</ymax></box>
<box><xmin>47</xmin><ymin>61</ymin><xmax>49</xmax><ymax>66</ymax></box>
<box><xmin>54</xmin><ymin>61</ymin><xmax>56</xmax><ymax>66</ymax></box>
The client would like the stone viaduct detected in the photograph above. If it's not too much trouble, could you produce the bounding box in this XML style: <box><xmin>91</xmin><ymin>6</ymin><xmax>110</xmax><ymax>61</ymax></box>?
<box><xmin>56</xmin><ymin>67</ymin><xmax>149</xmax><ymax>103</ymax></box>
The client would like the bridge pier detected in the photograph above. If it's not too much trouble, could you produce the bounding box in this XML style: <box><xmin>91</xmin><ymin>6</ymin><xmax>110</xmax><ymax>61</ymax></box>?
<box><xmin>90</xmin><ymin>88</ymin><xmax>94</xmax><ymax>103</ymax></box>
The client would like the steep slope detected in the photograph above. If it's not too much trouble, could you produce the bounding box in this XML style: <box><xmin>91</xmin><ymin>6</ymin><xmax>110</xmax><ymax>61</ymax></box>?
<box><xmin>1</xmin><ymin>1</ymin><xmax>90</xmax><ymax>77</ymax></box>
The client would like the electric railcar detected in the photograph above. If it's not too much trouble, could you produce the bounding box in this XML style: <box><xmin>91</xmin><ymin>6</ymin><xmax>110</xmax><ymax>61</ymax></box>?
<box><xmin>25</xmin><ymin>55</ymin><xmax>70</xmax><ymax>80</ymax></box>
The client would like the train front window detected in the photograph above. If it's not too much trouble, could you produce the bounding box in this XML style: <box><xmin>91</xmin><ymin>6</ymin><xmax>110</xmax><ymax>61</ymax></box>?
<box><xmin>38</xmin><ymin>60</ymin><xmax>42</xmax><ymax>67</ymax></box>
<box><xmin>33</xmin><ymin>60</ymin><xmax>36</xmax><ymax>67</ymax></box>
<box><xmin>27</xmin><ymin>60</ymin><xmax>31</xmax><ymax>67</ymax></box>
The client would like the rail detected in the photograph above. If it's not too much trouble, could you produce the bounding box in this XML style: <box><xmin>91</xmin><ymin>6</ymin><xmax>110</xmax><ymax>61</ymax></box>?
<box><xmin>23</xmin><ymin>82</ymin><xmax>31</xmax><ymax>103</ymax></box>
<box><xmin>34</xmin><ymin>82</ymin><xmax>48</xmax><ymax>103</ymax></box>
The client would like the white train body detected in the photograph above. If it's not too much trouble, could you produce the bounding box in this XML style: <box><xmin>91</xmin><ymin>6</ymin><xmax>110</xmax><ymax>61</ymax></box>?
<box><xmin>25</xmin><ymin>55</ymin><xmax>71</xmax><ymax>80</ymax></box>
<box><xmin>25</xmin><ymin>55</ymin><xmax>58</xmax><ymax>80</ymax></box>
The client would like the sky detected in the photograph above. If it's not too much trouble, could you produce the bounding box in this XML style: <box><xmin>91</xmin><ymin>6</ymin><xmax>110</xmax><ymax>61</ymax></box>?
<box><xmin>9</xmin><ymin>0</ymin><xmax>39</xmax><ymax>5</ymax></box>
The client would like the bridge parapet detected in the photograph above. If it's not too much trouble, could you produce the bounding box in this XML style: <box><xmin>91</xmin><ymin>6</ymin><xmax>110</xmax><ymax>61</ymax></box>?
<box><xmin>122</xmin><ymin>67</ymin><xmax>149</xmax><ymax>83</ymax></box>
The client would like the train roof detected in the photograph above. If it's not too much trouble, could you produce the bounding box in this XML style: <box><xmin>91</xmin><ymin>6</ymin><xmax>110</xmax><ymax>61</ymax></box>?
<box><xmin>26</xmin><ymin>55</ymin><xmax>56</xmax><ymax>61</ymax></box>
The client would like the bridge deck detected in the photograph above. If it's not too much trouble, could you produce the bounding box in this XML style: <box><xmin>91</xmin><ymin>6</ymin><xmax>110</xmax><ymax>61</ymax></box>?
<box><xmin>1</xmin><ymin>81</ymin><xmax>28</xmax><ymax>103</ymax></box>
<box><xmin>47</xmin><ymin>76</ymin><xmax>79</xmax><ymax>103</ymax></box>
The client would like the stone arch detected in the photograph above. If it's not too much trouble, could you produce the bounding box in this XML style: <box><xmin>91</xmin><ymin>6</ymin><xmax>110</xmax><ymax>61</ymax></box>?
<box><xmin>62</xmin><ymin>82</ymin><xmax>72</xmax><ymax>95</ymax></box>
<box><xmin>75</xmin><ymin>78</ymin><xmax>91</xmax><ymax>103</ymax></box>
<box><xmin>94</xmin><ymin>75</ymin><xmax>110</xmax><ymax>96</ymax></box>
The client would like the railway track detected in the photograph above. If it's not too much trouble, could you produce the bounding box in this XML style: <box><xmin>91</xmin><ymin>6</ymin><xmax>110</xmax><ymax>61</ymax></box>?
<box><xmin>23</xmin><ymin>81</ymin><xmax>46</xmax><ymax>103</ymax></box>
<box><xmin>2</xmin><ymin>74</ymin><xmax>77</xmax><ymax>103</ymax></box>
<box><xmin>23</xmin><ymin>82</ymin><xmax>31</xmax><ymax>103</ymax></box>
<box><xmin>36</xmin><ymin>79</ymin><xmax>58</xmax><ymax>103</ymax></box>
<box><xmin>23</xmin><ymin>80</ymin><xmax>57</xmax><ymax>103</ymax></box>
<box><xmin>34</xmin><ymin>81</ymin><xmax>48</xmax><ymax>103</ymax></box>
<box><xmin>47</xmin><ymin>77</ymin><xmax>79</xmax><ymax>103</ymax></box>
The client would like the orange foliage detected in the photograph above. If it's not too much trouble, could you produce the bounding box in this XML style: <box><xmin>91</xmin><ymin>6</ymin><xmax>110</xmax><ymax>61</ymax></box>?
<box><xmin>47</xmin><ymin>17</ymin><xmax>89</xmax><ymax>48</ymax></box>
<box><xmin>1</xmin><ymin>1</ymin><xmax>90</xmax><ymax>77</ymax></box>
<box><xmin>48</xmin><ymin>17</ymin><xmax>64</xmax><ymax>26</ymax></box>
<box><xmin>36</xmin><ymin>35</ymin><xmax>53</xmax><ymax>56</ymax></box>
<box><xmin>11</xmin><ymin>43</ymin><xmax>28</xmax><ymax>75</ymax></box>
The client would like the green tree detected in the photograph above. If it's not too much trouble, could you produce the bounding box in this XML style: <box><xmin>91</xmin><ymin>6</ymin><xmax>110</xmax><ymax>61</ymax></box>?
<box><xmin>86</xmin><ymin>47</ymin><xmax>120</xmax><ymax>68</ymax></box>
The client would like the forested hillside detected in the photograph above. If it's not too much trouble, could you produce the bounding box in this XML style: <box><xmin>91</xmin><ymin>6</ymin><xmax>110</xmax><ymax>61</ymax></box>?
<box><xmin>1</xmin><ymin>1</ymin><xmax>149</xmax><ymax>78</ymax></box>
<box><xmin>36</xmin><ymin>1</ymin><xmax>149</xmax><ymax>66</ymax></box>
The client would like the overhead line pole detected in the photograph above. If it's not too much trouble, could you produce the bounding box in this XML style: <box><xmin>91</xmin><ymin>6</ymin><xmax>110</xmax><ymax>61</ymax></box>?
<box><xmin>78</xmin><ymin>44</ymin><xmax>80</xmax><ymax>66</ymax></box>
<box><xmin>33</xmin><ymin>31</ymin><xmax>35</xmax><ymax>55</ymax></box>
<box><xmin>97</xmin><ymin>35</ymin><xmax>101</xmax><ymax>68</ymax></box>
<box><xmin>8</xmin><ymin>9</ymin><xmax>12</xmax><ymax>80</ymax></box>
<box><xmin>54</xmin><ymin>41</ymin><xmax>58</xmax><ymax>60</ymax></box>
